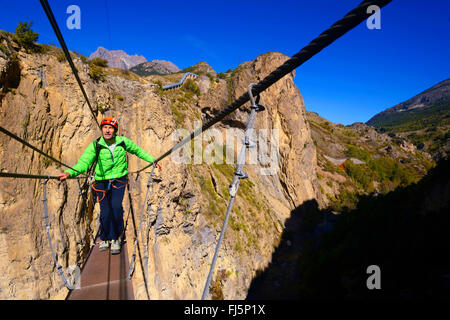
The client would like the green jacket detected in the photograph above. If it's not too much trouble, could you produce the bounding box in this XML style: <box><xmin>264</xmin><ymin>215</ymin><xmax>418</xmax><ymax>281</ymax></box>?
<box><xmin>65</xmin><ymin>135</ymin><xmax>155</xmax><ymax>180</ymax></box>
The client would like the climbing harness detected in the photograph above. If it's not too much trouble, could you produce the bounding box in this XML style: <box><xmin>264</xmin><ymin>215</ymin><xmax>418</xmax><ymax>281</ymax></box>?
<box><xmin>201</xmin><ymin>84</ymin><xmax>265</xmax><ymax>300</ymax></box>
<box><xmin>91</xmin><ymin>182</ymin><xmax>107</xmax><ymax>203</ymax></box>
<box><xmin>87</xmin><ymin>136</ymin><xmax>128</xmax><ymax>201</ymax></box>
<box><xmin>91</xmin><ymin>178</ymin><xmax>128</xmax><ymax>203</ymax></box>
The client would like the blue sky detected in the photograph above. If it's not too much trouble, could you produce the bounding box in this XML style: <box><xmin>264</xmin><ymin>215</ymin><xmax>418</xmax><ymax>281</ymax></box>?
<box><xmin>1</xmin><ymin>0</ymin><xmax>449</xmax><ymax>124</ymax></box>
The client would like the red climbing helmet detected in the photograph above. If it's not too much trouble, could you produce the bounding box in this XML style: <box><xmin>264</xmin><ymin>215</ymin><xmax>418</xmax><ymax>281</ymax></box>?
<box><xmin>100</xmin><ymin>116</ymin><xmax>118</xmax><ymax>131</ymax></box>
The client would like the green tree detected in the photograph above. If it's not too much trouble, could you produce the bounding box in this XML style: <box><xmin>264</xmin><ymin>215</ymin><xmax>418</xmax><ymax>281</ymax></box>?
<box><xmin>15</xmin><ymin>21</ymin><xmax>39</xmax><ymax>49</ymax></box>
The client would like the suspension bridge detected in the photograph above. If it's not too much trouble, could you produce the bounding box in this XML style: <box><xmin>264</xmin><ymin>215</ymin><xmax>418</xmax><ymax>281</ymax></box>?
<box><xmin>0</xmin><ymin>0</ymin><xmax>392</xmax><ymax>300</ymax></box>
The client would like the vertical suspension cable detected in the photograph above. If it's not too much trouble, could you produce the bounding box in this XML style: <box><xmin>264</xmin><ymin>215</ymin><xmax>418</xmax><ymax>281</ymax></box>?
<box><xmin>42</xmin><ymin>178</ymin><xmax>75</xmax><ymax>290</ymax></box>
<box><xmin>134</xmin><ymin>0</ymin><xmax>392</xmax><ymax>174</ymax></box>
<box><xmin>201</xmin><ymin>84</ymin><xmax>264</xmax><ymax>300</ymax></box>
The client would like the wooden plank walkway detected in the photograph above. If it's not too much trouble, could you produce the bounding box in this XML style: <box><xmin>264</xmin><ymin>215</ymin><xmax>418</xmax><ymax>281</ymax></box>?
<box><xmin>66</xmin><ymin>239</ymin><xmax>134</xmax><ymax>300</ymax></box>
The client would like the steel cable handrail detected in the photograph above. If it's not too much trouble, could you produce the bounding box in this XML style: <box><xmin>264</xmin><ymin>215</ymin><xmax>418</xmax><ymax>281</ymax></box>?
<box><xmin>135</xmin><ymin>0</ymin><xmax>392</xmax><ymax>174</ymax></box>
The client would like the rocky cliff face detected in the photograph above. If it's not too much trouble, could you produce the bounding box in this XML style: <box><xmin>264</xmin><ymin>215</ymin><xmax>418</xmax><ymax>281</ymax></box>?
<box><xmin>130</xmin><ymin>60</ymin><xmax>180</xmax><ymax>76</ymax></box>
<box><xmin>366</xmin><ymin>79</ymin><xmax>450</xmax><ymax>160</ymax></box>
<box><xmin>305</xmin><ymin>110</ymin><xmax>433</xmax><ymax>210</ymax></box>
<box><xmin>0</xmin><ymin>33</ymin><xmax>322</xmax><ymax>300</ymax></box>
<box><xmin>210</xmin><ymin>52</ymin><xmax>322</xmax><ymax>209</ymax></box>
<box><xmin>182</xmin><ymin>61</ymin><xmax>217</xmax><ymax>77</ymax></box>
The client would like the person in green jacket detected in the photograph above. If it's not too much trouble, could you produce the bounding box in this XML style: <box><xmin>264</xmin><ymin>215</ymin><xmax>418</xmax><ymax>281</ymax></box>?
<box><xmin>58</xmin><ymin>116</ymin><xmax>161</xmax><ymax>254</ymax></box>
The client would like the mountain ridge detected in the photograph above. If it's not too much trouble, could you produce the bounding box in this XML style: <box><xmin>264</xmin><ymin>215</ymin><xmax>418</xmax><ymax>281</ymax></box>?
<box><xmin>367</xmin><ymin>78</ymin><xmax>450</xmax><ymax>123</ymax></box>
<box><xmin>366</xmin><ymin>78</ymin><xmax>450</xmax><ymax>160</ymax></box>
<box><xmin>88</xmin><ymin>46</ymin><xmax>147</xmax><ymax>70</ymax></box>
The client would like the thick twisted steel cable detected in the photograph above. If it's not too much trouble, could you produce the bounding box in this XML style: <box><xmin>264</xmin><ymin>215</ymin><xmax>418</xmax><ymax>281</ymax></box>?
<box><xmin>0</xmin><ymin>172</ymin><xmax>80</xmax><ymax>180</ymax></box>
<box><xmin>135</xmin><ymin>0</ymin><xmax>392</xmax><ymax>173</ymax></box>
<box><xmin>0</xmin><ymin>125</ymin><xmax>84</xmax><ymax>176</ymax></box>
<box><xmin>39</xmin><ymin>0</ymin><xmax>100</xmax><ymax>129</ymax></box>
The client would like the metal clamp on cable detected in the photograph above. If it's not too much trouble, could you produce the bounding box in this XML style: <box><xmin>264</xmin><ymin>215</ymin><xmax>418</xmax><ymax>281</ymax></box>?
<box><xmin>234</xmin><ymin>171</ymin><xmax>248</xmax><ymax>179</ymax></box>
<box><xmin>41</xmin><ymin>176</ymin><xmax>50</xmax><ymax>232</ymax></box>
<box><xmin>228</xmin><ymin>184</ymin><xmax>237</xmax><ymax>198</ymax></box>
<box><xmin>244</xmin><ymin>139</ymin><xmax>257</xmax><ymax>148</ymax></box>
<box><xmin>244</xmin><ymin>83</ymin><xmax>265</xmax><ymax>149</ymax></box>
<box><xmin>248</xmin><ymin>83</ymin><xmax>265</xmax><ymax>112</ymax></box>
<box><xmin>251</xmin><ymin>104</ymin><xmax>265</xmax><ymax>112</ymax></box>
<box><xmin>147</xmin><ymin>163</ymin><xmax>156</xmax><ymax>188</ymax></box>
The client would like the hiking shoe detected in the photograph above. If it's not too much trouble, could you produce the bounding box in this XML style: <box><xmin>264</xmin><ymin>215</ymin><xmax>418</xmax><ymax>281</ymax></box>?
<box><xmin>99</xmin><ymin>240</ymin><xmax>110</xmax><ymax>251</ymax></box>
<box><xmin>110</xmin><ymin>240</ymin><xmax>121</xmax><ymax>255</ymax></box>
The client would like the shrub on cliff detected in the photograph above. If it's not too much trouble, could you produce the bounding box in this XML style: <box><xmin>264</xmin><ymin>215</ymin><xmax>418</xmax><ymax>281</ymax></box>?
<box><xmin>182</xmin><ymin>78</ymin><xmax>200</xmax><ymax>96</ymax></box>
<box><xmin>86</xmin><ymin>58</ymin><xmax>108</xmax><ymax>82</ymax></box>
<box><xmin>89</xmin><ymin>65</ymin><xmax>105</xmax><ymax>82</ymax></box>
<box><xmin>0</xmin><ymin>43</ymin><xmax>7</xmax><ymax>55</ymax></box>
<box><xmin>14</xmin><ymin>21</ymin><xmax>39</xmax><ymax>51</ymax></box>
<box><xmin>88</xmin><ymin>57</ymin><xmax>109</xmax><ymax>67</ymax></box>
